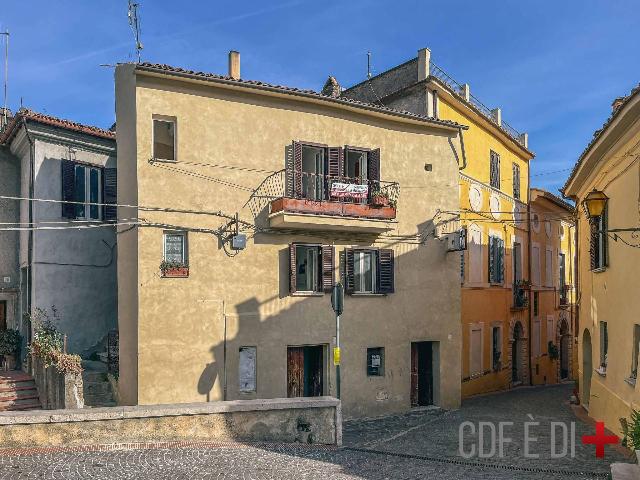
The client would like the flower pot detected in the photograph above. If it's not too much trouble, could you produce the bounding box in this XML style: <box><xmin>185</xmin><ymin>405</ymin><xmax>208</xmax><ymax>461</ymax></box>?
<box><xmin>161</xmin><ymin>266</ymin><xmax>189</xmax><ymax>278</ymax></box>
<box><xmin>3</xmin><ymin>354</ymin><xmax>16</xmax><ymax>371</ymax></box>
<box><xmin>371</xmin><ymin>195</ymin><xmax>389</xmax><ymax>208</ymax></box>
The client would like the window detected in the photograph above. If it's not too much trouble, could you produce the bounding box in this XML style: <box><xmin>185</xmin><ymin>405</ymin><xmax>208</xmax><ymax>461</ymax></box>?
<box><xmin>533</xmin><ymin>292</ymin><xmax>539</xmax><ymax>317</ymax></box>
<box><xmin>491</xmin><ymin>326</ymin><xmax>502</xmax><ymax>371</ymax></box>
<box><xmin>239</xmin><ymin>346</ymin><xmax>257</xmax><ymax>393</ymax></box>
<box><xmin>532</xmin><ymin>245</ymin><xmax>541</xmax><ymax>286</ymax></box>
<box><xmin>488</xmin><ymin>235</ymin><xmax>504</xmax><ymax>284</ymax></box>
<box><xmin>513</xmin><ymin>241</ymin><xmax>522</xmax><ymax>283</ymax></box>
<box><xmin>631</xmin><ymin>325</ymin><xmax>640</xmax><ymax>381</ymax></box>
<box><xmin>533</xmin><ymin>319</ymin><xmax>541</xmax><ymax>357</ymax></box>
<box><xmin>470</xmin><ymin>325</ymin><xmax>483</xmax><ymax>376</ymax></box>
<box><xmin>153</xmin><ymin>118</ymin><xmax>176</xmax><ymax>161</ymax></box>
<box><xmin>61</xmin><ymin>162</ymin><xmax>103</xmax><ymax>220</ymax></box>
<box><xmin>590</xmin><ymin>209</ymin><xmax>608</xmax><ymax>271</ymax></box>
<box><xmin>290</xmin><ymin>244</ymin><xmax>334</xmax><ymax>294</ymax></box>
<box><xmin>599</xmin><ymin>322</ymin><xmax>608</xmax><ymax>372</ymax></box>
<box><xmin>559</xmin><ymin>253</ymin><xmax>566</xmax><ymax>288</ymax></box>
<box><xmin>345</xmin><ymin>248</ymin><xmax>394</xmax><ymax>294</ymax></box>
<box><xmin>512</xmin><ymin>163</ymin><xmax>521</xmax><ymax>200</ymax></box>
<box><xmin>367</xmin><ymin>347</ymin><xmax>384</xmax><ymax>376</ymax></box>
<box><xmin>163</xmin><ymin>231</ymin><xmax>187</xmax><ymax>264</ymax></box>
<box><xmin>547</xmin><ymin>315</ymin><xmax>554</xmax><ymax>343</ymax></box>
<box><xmin>490</xmin><ymin>150</ymin><xmax>500</xmax><ymax>189</ymax></box>
<box><xmin>545</xmin><ymin>248</ymin><xmax>553</xmax><ymax>287</ymax></box>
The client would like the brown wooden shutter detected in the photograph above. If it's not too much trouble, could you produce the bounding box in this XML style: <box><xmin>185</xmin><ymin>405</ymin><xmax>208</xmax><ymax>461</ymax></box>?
<box><xmin>292</xmin><ymin>141</ymin><xmax>303</xmax><ymax>198</ymax></box>
<box><xmin>589</xmin><ymin>220</ymin><xmax>598</xmax><ymax>270</ymax></box>
<box><xmin>103</xmin><ymin>168</ymin><xmax>117</xmax><ymax>221</ymax></box>
<box><xmin>344</xmin><ymin>248</ymin><xmax>355</xmax><ymax>293</ymax></box>
<box><xmin>368</xmin><ymin>148</ymin><xmax>381</xmax><ymax>187</ymax></box>
<box><xmin>287</xmin><ymin>347</ymin><xmax>304</xmax><ymax>398</ymax></box>
<box><xmin>602</xmin><ymin>209</ymin><xmax>608</xmax><ymax>268</ymax></box>
<box><xmin>321</xmin><ymin>245</ymin><xmax>335</xmax><ymax>292</ymax></box>
<box><xmin>327</xmin><ymin>147</ymin><xmax>344</xmax><ymax>180</ymax></box>
<box><xmin>289</xmin><ymin>244</ymin><xmax>297</xmax><ymax>293</ymax></box>
<box><xmin>377</xmin><ymin>249</ymin><xmax>394</xmax><ymax>294</ymax></box>
<box><xmin>61</xmin><ymin>160</ymin><xmax>76</xmax><ymax>219</ymax></box>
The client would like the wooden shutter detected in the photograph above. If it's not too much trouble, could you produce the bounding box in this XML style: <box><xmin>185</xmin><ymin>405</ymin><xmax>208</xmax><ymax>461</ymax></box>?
<box><xmin>377</xmin><ymin>249</ymin><xmax>395</xmax><ymax>294</ymax></box>
<box><xmin>287</xmin><ymin>347</ymin><xmax>304</xmax><ymax>398</ymax></box>
<box><xmin>103</xmin><ymin>168</ymin><xmax>117</xmax><ymax>221</ymax></box>
<box><xmin>327</xmin><ymin>147</ymin><xmax>344</xmax><ymax>180</ymax></box>
<box><xmin>344</xmin><ymin>248</ymin><xmax>355</xmax><ymax>293</ymax></box>
<box><xmin>589</xmin><ymin>220</ymin><xmax>598</xmax><ymax>270</ymax></box>
<box><xmin>490</xmin><ymin>151</ymin><xmax>500</xmax><ymax>189</ymax></box>
<box><xmin>497</xmin><ymin>238</ymin><xmax>505</xmax><ymax>284</ymax></box>
<box><xmin>321</xmin><ymin>245</ymin><xmax>334</xmax><ymax>293</ymax></box>
<box><xmin>292</xmin><ymin>141</ymin><xmax>303</xmax><ymax>198</ymax></box>
<box><xmin>367</xmin><ymin>148</ymin><xmax>381</xmax><ymax>197</ymax></box>
<box><xmin>488</xmin><ymin>236</ymin><xmax>495</xmax><ymax>283</ymax></box>
<box><xmin>289</xmin><ymin>244</ymin><xmax>297</xmax><ymax>293</ymax></box>
<box><xmin>61</xmin><ymin>160</ymin><xmax>76</xmax><ymax>219</ymax></box>
<box><xmin>602</xmin><ymin>209</ymin><xmax>608</xmax><ymax>268</ymax></box>
<box><xmin>513</xmin><ymin>163</ymin><xmax>520</xmax><ymax>199</ymax></box>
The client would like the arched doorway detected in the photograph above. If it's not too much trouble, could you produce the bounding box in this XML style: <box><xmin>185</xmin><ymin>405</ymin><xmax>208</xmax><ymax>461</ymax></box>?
<box><xmin>559</xmin><ymin>319</ymin><xmax>571</xmax><ymax>380</ymax></box>
<box><xmin>512</xmin><ymin>321</ymin><xmax>525</xmax><ymax>383</ymax></box>
<box><xmin>582</xmin><ymin>329</ymin><xmax>592</xmax><ymax>407</ymax></box>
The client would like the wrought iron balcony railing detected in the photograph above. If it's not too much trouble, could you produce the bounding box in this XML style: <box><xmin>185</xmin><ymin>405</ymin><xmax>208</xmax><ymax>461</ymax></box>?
<box><xmin>512</xmin><ymin>282</ymin><xmax>530</xmax><ymax>310</ymax></box>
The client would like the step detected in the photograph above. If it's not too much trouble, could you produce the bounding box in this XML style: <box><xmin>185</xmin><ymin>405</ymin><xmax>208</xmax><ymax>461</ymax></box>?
<box><xmin>82</xmin><ymin>372</ymin><xmax>108</xmax><ymax>383</ymax></box>
<box><xmin>0</xmin><ymin>402</ymin><xmax>41</xmax><ymax>412</ymax></box>
<box><xmin>0</xmin><ymin>384</ymin><xmax>37</xmax><ymax>394</ymax></box>
<box><xmin>0</xmin><ymin>393</ymin><xmax>40</xmax><ymax>404</ymax></box>
<box><xmin>83</xmin><ymin>382</ymin><xmax>112</xmax><ymax>396</ymax></box>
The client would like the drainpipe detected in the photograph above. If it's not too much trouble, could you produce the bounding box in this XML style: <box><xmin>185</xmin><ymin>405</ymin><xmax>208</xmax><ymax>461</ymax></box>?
<box><xmin>527</xmin><ymin>168</ymin><xmax>533</xmax><ymax>386</ymax></box>
<box><xmin>458</xmin><ymin>127</ymin><xmax>467</xmax><ymax>171</ymax></box>
<box><xmin>22</xmin><ymin>118</ymin><xmax>35</xmax><ymax>347</ymax></box>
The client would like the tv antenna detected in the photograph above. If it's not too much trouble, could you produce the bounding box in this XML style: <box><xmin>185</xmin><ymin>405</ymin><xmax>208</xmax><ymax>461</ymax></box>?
<box><xmin>128</xmin><ymin>1</ymin><xmax>143</xmax><ymax>63</ymax></box>
<box><xmin>0</xmin><ymin>30</ymin><xmax>8</xmax><ymax>129</ymax></box>
<box><xmin>367</xmin><ymin>51</ymin><xmax>372</xmax><ymax>79</ymax></box>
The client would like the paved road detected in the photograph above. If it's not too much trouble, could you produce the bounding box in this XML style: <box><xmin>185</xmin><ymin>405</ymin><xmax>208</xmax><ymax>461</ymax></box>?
<box><xmin>0</xmin><ymin>384</ymin><xmax>629</xmax><ymax>479</ymax></box>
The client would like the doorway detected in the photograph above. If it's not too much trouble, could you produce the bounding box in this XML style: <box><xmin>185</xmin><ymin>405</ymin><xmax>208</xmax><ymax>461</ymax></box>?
<box><xmin>287</xmin><ymin>345</ymin><xmax>325</xmax><ymax>398</ymax></box>
<box><xmin>410</xmin><ymin>342</ymin><xmax>434</xmax><ymax>407</ymax></box>
<box><xmin>582</xmin><ymin>329</ymin><xmax>592</xmax><ymax>408</ymax></box>
<box><xmin>0</xmin><ymin>301</ymin><xmax>6</xmax><ymax>331</ymax></box>
<box><xmin>560</xmin><ymin>320</ymin><xmax>570</xmax><ymax>380</ymax></box>
<box><xmin>511</xmin><ymin>321</ymin><xmax>524</xmax><ymax>384</ymax></box>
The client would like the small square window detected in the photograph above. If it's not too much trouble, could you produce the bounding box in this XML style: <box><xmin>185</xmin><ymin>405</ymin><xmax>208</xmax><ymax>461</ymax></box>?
<box><xmin>163</xmin><ymin>231</ymin><xmax>187</xmax><ymax>265</ymax></box>
<box><xmin>367</xmin><ymin>347</ymin><xmax>384</xmax><ymax>376</ymax></box>
<box><xmin>153</xmin><ymin>118</ymin><xmax>176</xmax><ymax>161</ymax></box>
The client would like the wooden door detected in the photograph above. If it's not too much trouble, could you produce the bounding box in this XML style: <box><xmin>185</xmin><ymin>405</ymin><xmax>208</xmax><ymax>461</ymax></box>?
<box><xmin>410</xmin><ymin>343</ymin><xmax>419</xmax><ymax>407</ymax></box>
<box><xmin>287</xmin><ymin>347</ymin><xmax>304</xmax><ymax>397</ymax></box>
<box><xmin>0</xmin><ymin>302</ymin><xmax>6</xmax><ymax>331</ymax></box>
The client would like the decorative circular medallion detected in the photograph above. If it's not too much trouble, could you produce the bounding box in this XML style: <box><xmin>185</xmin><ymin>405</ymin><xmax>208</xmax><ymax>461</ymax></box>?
<box><xmin>490</xmin><ymin>195</ymin><xmax>501</xmax><ymax>219</ymax></box>
<box><xmin>469</xmin><ymin>186</ymin><xmax>482</xmax><ymax>212</ymax></box>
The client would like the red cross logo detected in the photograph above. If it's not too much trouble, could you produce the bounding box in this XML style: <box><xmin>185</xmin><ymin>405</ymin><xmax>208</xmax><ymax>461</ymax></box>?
<box><xmin>582</xmin><ymin>422</ymin><xmax>619</xmax><ymax>458</ymax></box>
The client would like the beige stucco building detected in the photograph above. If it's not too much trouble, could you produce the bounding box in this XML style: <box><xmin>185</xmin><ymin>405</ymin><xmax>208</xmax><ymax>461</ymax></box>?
<box><xmin>114</xmin><ymin>56</ymin><xmax>466</xmax><ymax>418</ymax></box>
<box><xmin>563</xmin><ymin>83</ymin><xmax>640</xmax><ymax>436</ymax></box>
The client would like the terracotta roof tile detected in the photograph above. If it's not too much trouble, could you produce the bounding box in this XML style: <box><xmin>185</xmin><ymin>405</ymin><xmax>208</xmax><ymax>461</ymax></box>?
<box><xmin>135</xmin><ymin>62</ymin><xmax>467</xmax><ymax>130</ymax></box>
<box><xmin>0</xmin><ymin>108</ymin><xmax>115</xmax><ymax>145</ymax></box>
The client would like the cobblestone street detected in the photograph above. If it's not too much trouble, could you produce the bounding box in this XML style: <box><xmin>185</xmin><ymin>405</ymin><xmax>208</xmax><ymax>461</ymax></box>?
<box><xmin>0</xmin><ymin>385</ymin><xmax>630</xmax><ymax>479</ymax></box>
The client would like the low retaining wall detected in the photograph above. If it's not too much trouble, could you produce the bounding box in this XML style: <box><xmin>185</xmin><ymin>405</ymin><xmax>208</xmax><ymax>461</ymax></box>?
<box><xmin>0</xmin><ymin>397</ymin><xmax>341</xmax><ymax>448</ymax></box>
<box><xmin>31</xmin><ymin>355</ymin><xmax>84</xmax><ymax>409</ymax></box>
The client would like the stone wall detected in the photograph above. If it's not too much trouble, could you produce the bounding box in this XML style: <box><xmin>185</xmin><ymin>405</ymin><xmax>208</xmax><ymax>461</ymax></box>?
<box><xmin>31</xmin><ymin>355</ymin><xmax>84</xmax><ymax>410</ymax></box>
<box><xmin>0</xmin><ymin>397</ymin><xmax>341</xmax><ymax>448</ymax></box>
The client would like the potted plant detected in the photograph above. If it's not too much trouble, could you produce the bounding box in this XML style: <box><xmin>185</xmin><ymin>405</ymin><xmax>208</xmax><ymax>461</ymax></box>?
<box><xmin>620</xmin><ymin>410</ymin><xmax>640</xmax><ymax>463</ymax></box>
<box><xmin>370</xmin><ymin>189</ymin><xmax>390</xmax><ymax>208</ymax></box>
<box><xmin>548</xmin><ymin>341</ymin><xmax>559</xmax><ymax>361</ymax></box>
<box><xmin>160</xmin><ymin>260</ymin><xmax>189</xmax><ymax>277</ymax></box>
<box><xmin>0</xmin><ymin>329</ymin><xmax>22</xmax><ymax>371</ymax></box>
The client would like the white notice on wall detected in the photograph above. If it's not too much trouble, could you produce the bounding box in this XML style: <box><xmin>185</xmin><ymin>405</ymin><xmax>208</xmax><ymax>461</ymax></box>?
<box><xmin>239</xmin><ymin>347</ymin><xmax>256</xmax><ymax>393</ymax></box>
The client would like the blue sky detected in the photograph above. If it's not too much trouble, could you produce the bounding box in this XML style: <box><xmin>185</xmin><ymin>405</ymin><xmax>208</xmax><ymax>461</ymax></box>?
<box><xmin>2</xmin><ymin>0</ymin><xmax>639</xmax><ymax>193</ymax></box>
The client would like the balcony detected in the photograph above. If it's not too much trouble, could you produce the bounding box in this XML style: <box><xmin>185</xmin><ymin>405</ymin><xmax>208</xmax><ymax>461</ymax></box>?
<box><xmin>267</xmin><ymin>170</ymin><xmax>399</xmax><ymax>233</ymax></box>
<box><xmin>511</xmin><ymin>281</ymin><xmax>530</xmax><ymax>311</ymax></box>
<box><xmin>559</xmin><ymin>285</ymin><xmax>570</xmax><ymax>307</ymax></box>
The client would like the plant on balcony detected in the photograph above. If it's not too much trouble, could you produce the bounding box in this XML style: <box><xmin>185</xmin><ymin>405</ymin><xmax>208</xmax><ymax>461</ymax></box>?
<box><xmin>621</xmin><ymin>410</ymin><xmax>640</xmax><ymax>460</ymax></box>
<box><xmin>370</xmin><ymin>189</ymin><xmax>392</xmax><ymax>208</ymax></box>
<box><xmin>515</xmin><ymin>279</ymin><xmax>532</xmax><ymax>288</ymax></box>
<box><xmin>160</xmin><ymin>260</ymin><xmax>189</xmax><ymax>277</ymax></box>
<box><xmin>548</xmin><ymin>341</ymin><xmax>559</xmax><ymax>361</ymax></box>
<box><xmin>0</xmin><ymin>329</ymin><xmax>21</xmax><ymax>371</ymax></box>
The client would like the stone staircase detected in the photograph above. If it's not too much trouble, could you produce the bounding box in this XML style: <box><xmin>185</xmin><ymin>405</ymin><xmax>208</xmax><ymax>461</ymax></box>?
<box><xmin>0</xmin><ymin>371</ymin><xmax>41</xmax><ymax>411</ymax></box>
<box><xmin>82</xmin><ymin>360</ymin><xmax>116</xmax><ymax>407</ymax></box>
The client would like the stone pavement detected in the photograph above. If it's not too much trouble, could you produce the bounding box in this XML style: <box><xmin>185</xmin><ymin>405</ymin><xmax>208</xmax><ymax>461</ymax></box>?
<box><xmin>0</xmin><ymin>384</ymin><xmax>631</xmax><ymax>479</ymax></box>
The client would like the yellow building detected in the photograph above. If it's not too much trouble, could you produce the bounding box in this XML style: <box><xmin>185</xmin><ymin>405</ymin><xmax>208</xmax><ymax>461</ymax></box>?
<box><xmin>563</xmin><ymin>83</ymin><xmax>640</xmax><ymax>436</ymax></box>
<box><xmin>114</xmin><ymin>55</ymin><xmax>466</xmax><ymax>418</ymax></box>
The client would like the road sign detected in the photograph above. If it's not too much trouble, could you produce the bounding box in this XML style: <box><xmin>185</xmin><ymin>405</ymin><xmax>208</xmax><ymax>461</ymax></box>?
<box><xmin>331</xmin><ymin>282</ymin><xmax>344</xmax><ymax>316</ymax></box>
<box><xmin>333</xmin><ymin>347</ymin><xmax>341</xmax><ymax>366</ymax></box>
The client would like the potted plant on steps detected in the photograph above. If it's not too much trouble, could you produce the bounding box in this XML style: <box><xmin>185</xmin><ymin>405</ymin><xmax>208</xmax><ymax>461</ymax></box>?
<box><xmin>160</xmin><ymin>260</ymin><xmax>189</xmax><ymax>278</ymax></box>
<box><xmin>621</xmin><ymin>411</ymin><xmax>640</xmax><ymax>463</ymax></box>
<box><xmin>0</xmin><ymin>329</ymin><xmax>22</xmax><ymax>371</ymax></box>
<box><xmin>370</xmin><ymin>189</ymin><xmax>391</xmax><ymax>208</ymax></box>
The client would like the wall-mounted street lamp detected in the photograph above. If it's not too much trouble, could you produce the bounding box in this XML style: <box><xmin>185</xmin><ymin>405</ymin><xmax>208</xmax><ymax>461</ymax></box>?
<box><xmin>582</xmin><ymin>189</ymin><xmax>609</xmax><ymax>220</ymax></box>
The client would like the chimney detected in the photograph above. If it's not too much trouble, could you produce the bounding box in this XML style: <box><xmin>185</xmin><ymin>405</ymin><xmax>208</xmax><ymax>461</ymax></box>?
<box><xmin>519</xmin><ymin>133</ymin><xmax>529</xmax><ymax>149</ymax></box>
<box><xmin>417</xmin><ymin>48</ymin><xmax>431</xmax><ymax>82</ymax></box>
<box><xmin>228</xmin><ymin>50</ymin><xmax>240</xmax><ymax>80</ymax></box>
<box><xmin>611</xmin><ymin>97</ymin><xmax>625</xmax><ymax>113</ymax></box>
<box><xmin>491</xmin><ymin>107</ymin><xmax>502</xmax><ymax>127</ymax></box>
<box><xmin>461</xmin><ymin>83</ymin><xmax>470</xmax><ymax>102</ymax></box>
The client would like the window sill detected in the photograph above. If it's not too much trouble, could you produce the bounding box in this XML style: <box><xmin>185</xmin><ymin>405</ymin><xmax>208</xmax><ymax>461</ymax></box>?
<box><xmin>151</xmin><ymin>157</ymin><xmax>177</xmax><ymax>163</ymax></box>
<box><xmin>595</xmin><ymin>368</ymin><xmax>607</xmax><ymax>377</ymax></box>
<box><xmin>625</xmin><ymin>377</ymin><xmax>637</xmax><ymax>387</ymax></box>
<box><xmin>350</xmin><ymin>293</ymin><xmax>387</xmax><ymax>297</ymax></box>
<box><xmin>591</xmin><ymin>267</ymin><xmax>607</xmax><ymax>274</ymax></box>
<box><xmin>291</xmin><ymin>292</ymin><xmax>325</xmax><ymax>297</ymax></box>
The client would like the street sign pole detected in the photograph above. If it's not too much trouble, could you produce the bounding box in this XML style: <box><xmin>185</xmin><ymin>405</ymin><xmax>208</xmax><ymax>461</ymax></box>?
<box><xmin>331</xmin><ymin>282</ymin><xmax>344</xmax><ymax>400</ymax></box>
